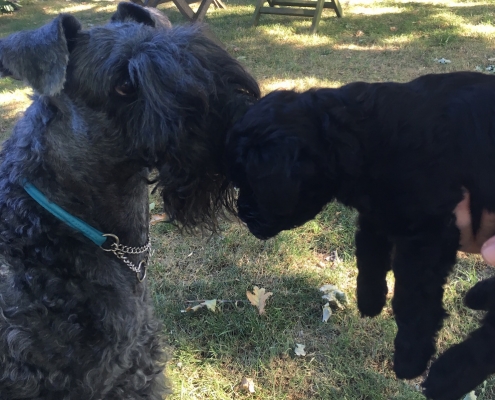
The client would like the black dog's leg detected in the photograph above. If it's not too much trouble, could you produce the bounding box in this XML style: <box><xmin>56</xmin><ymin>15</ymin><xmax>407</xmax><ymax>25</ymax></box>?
<box><xmin>355</xmin><ymin>213</ymin><xmax>393</xmax><ymax>317</ymax></box>
<box><xmin>464</xmin><ymin>276</ymin><xmax>495</xmax><ymax>311</ymax></box>
<box><xmin>423</xmin><ymin>277</ymin><xmax>495</xmax><ymax>400</ymax></box>
<box><xmin>392</xmin><ymin>222</ymin><xmax>459</xmax><ymax>380</ymax></box>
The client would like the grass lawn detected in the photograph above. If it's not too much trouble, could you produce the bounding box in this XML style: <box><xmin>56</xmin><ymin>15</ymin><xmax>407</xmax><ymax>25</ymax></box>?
<box><xmin>1</xmin><ymin>0</ymin><xmax>495</xmax><ymax>398</ymax></box>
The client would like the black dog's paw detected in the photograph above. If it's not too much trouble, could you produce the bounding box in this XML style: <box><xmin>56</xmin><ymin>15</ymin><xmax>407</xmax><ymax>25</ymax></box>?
<box><xmin>393</xmin><ymin>334</ymin><xmax>435</xmax><ymax>380</ymax></box>
<box><xmin>464</xmin><ymin>277</ymin><xmax>495</xmax><ymax>311</ymax></box>
<box><xmin>393</xmin><ymin>349</ymin><xmax>431</xmax><ymax>380</ymax></box>
<box><xmin>357</xmin><ymin>277</ymin><xmax>387</xmax><ymax>317</ymax></box>
<box><xmin>422</xmin><ymin>340</ymin><xmax>487</xmax><ymax>400</ymax></box>
<box><xmin>357</xmin><ymin>290</ymin><xmax>386</xmax><ymax>317</ymax></box>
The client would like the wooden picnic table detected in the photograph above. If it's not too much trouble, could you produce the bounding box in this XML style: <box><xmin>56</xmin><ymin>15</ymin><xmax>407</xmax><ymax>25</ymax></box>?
<box><xmin>252</xmin><ymin>0</ymin><xmax>342</xmax><ymax>33</ymax></box>
<box><xmin>130</xmin><ymin>0</ymin><xmax>225</xmax><ymax>22</ymax></box>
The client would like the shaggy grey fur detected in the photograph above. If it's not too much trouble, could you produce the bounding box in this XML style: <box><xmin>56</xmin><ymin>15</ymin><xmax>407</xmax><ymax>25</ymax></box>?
<box><xmin>0</xmin><ymin>2</ymin><xmax>259</xmax><ymax>399</ymax></box>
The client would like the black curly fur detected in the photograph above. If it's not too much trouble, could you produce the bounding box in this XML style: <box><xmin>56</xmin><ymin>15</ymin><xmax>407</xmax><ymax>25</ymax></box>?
<box><xmin>225</xmin><ymin>72</ymin><xmax>495</xmax><ymax>400</ymax></box>
<box><xmin>0</xmin><ymin>2</ymin><xmax>259</xmax><ymax>398</ymax></box>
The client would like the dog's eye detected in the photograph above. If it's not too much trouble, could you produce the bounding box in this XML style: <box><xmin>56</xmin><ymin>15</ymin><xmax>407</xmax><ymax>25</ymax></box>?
<box><xmin>115</xmin><ymin>79</ymin><xmax>136</xmax><ymax>96</ymax></box>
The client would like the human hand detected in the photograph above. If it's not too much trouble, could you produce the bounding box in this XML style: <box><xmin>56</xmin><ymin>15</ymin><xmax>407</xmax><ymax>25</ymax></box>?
<box><xmin>455</xmin><ymin>190</ymin><xmax>495</xmax><ymax>265</ymax></box>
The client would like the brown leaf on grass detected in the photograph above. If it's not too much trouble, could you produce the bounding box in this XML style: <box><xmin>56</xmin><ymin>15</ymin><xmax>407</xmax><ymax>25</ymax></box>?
<box><xmin>150</xmin><ymin>213</ymin><xmax>168</xmax><ymax>225</ymax></box>
<box><xmin>238</xmin><ymin>377</ymin><xmax>255</xmax><ymax>393</ymax></box>
<box><xmin>319</xmin><ymin>284</ymin><xmax>348</xmax><ymax>307</ymax></box>
<box><xmin>246</xmin><ymin>286</ymin><xmax>273</xmax><ymax>315</ymax></box>
<box><xmin>182</xmin><ymin>299</ymin><xmax>217</xmax><ymax>313</ymax></box>
<box><xmin>202</xmin><ymin>299</ymin><xmax>217</xmax><ymax>312</ymax></box>
<box><xmin>185</xmin><ymin>304</ymin><xmax>204</xmax><ymax>312</ymax></box>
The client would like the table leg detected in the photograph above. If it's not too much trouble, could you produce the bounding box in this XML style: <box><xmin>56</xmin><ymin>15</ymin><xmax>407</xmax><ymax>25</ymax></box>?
<box><xmin>172</xmin><ymin>0</ymin><xmax>196</xmax><ymax>20</ymax></box>
<box><xmin>194</xmin><ymin>0</ymin><xmax>214</xmax><ymax>21</ymax></box>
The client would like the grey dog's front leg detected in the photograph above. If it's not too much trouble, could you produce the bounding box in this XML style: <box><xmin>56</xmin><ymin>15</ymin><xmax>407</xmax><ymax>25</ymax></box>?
<box><xmin>391</xmin><ymin>222</ymin><xmax>459</xmax><ymax>380</ymax></box>
<box><xmin>355</xmin><ymin>213</ymin><xmax>393</xmax><ymax>317</ymax></box>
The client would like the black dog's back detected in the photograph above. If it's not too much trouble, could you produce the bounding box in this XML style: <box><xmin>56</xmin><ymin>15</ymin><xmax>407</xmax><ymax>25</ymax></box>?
<box><xmin>337</xmin><ymin>72</ymin><xmax>495</xmax><ymax>234</ymax></box>
<box><xmin>446</xmin><ymin>74</ymin><xmax>495</xmax><ymax>232</ymax></box>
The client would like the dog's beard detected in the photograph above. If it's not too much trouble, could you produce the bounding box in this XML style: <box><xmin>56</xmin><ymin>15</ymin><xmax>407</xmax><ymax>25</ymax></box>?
<box><xmin>155</xmin><ymin>160</ymin><xmax>236</xmax><ymax>233</ymax></box>
<box><xmin>83</xmin><ymin>24</ymin><xmax>261</xmax><ymax>233</ymax></box>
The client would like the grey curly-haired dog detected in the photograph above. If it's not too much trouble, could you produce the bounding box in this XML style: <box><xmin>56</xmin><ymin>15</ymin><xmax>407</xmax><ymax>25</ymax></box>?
<box><xmin>0</xmin><ymin>2</ymin><xmax>259</xmax><ymax>399</ymax></box>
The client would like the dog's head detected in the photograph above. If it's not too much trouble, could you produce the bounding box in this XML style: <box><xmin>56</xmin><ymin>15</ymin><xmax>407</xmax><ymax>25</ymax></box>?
<box><xmin>0</xmin><ymin>3</ymin><xmax>260</xmax><ymax>231</ymax></box>
<box><xmin>225</xmin><ymin>89</ymin><xmax>361</xmax><ymax>239</ymax></box>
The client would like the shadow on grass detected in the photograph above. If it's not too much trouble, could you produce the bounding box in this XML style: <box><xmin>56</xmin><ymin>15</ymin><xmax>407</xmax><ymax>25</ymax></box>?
<box><xmin>147</xmin><ymin>202</ymin><xmax>421</xmax><ymax>398</ymax></box>
<box><xmin>147</xmin><ymin>198</ymin><xmax>493</xmax><ymax>398</ymax></box>
<box><xmin>0</xmin><ymin>77</ymin><xmax>26</xmax><ymax>93</ymax></box>
<box><xmin>150</xmin><ymin>264</ymin><xmax>413</xmax><ymax>398</ymax></box>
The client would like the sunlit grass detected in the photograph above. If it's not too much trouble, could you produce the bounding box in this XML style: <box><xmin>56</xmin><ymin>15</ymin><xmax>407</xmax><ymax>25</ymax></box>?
<box><xmin>462</xmin><ymin>22</ymin><xmax>495</xmax><ymax>35</ymax></box>
<box><xmin>0</xmin><ymin>87</ymin><xmax>32</xmax><ymax>104</ymax></box>
<box><xmin>48</xmin><ymin>4</ymin><xmax>95</xmax><ymax>13</ymax></box>
<box><xmin>0</xmin><ymin>85</ymin><xmax>32</xmax><ymax>142</ymax></box>
<box><xmin>352</xmin><ymin>6</ymin><xmax>405</xmax><ymax>15</ymax></box>
<box><xmin>262</xmin><ymin>77</ymin><xmax>342</xmax><ymax>92</ymax></box>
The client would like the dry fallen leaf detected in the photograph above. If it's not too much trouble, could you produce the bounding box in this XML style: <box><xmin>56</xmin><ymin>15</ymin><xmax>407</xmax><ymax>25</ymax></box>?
<box><xmin>322</xmin><ymin>303</ymin><xmax>332</xmax><ymax>322</ymax></box>
<box><xmin>294</xmin><ymin>343</ymin><xmax>306</xmax><ymax>356</ymax></box>
<box><xmin>182</xmin><ymin>299</ymin><xmax>217</xmax><ymax>313</ymax></box>
<box><xmin>183</xmin><ymin>303</ymin><xmax>203</xmax><ymax>312</ymax></box>
<box><xmin>238</xmin><ymin>377</ymin><xmax>255</xmax><ymax>393</ymax></box>
<box><xmin>150</xmin><ymin>213</ymin><xmax>168</xmax><ymax>225</ymax></box>
<box><xmin>320</xmin><ymin>284</ymin><xmax>348</xmax><ymax>307</ymax></box>
<box><xmin>203</xmin><ymin>299</ymin><xmax>217</xmax><ymax>312</ymax></box>
<box><xmin>246</xmin><ymin>286</ymin><xmax>273</xmax><ymax>315</ymax></box>
<box><xmin>463</xmin><ymin>391</ymin><xmax>477</xmax><ymax>400</ymax></box>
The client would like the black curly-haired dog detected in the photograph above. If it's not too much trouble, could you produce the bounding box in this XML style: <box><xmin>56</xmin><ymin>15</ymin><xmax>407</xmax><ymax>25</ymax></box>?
<box><xmin>0</xmin><ymin>3</ymin><xmax>259</xmax><ymax>398</ymax></box>
<box><xmin>225</xmin><ymin>71</ymin><xmax>495</xmax><ymax>400</ymax></box>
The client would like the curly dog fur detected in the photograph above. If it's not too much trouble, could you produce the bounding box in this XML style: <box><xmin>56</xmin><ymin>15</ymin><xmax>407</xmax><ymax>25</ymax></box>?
<box><xmin>225</xmin><ymin>71</ymin><xmax>495</xmax><ymax>400</ymax></box>
<box><xmin>0</xmin><ymin>3</ymin><xmax>259</xmax><ymax>398</ymax></box>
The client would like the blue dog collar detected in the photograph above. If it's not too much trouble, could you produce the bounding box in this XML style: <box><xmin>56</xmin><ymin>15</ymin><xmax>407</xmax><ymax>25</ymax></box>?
<box><xmin>22</xmin><ymin>180</ymin><xmax>150</xmax><ymax>282</ymax></box>
<box><xmin>23</xmin><ymin>181</ymin><xmax>107</xmax><ymax>246</ymax></box>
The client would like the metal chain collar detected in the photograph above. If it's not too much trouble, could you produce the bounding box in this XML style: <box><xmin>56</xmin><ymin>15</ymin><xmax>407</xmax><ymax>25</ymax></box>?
<box><xmin>101</xmin><ymin>234</ymin><xmax>151</xmax><ymax>282</ymax></box>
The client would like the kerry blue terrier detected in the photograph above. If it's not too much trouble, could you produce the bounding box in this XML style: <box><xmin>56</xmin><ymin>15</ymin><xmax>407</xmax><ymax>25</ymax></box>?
<box><xmin>0</xmin><ymin>2</ymin><xmax>259</xmax><ymax>399</ymax></box>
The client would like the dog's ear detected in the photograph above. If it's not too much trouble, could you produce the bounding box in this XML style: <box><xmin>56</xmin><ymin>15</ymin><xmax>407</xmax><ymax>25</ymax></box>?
<box><xmin>241</xmin><ymin>137</ymin><xmax>318</xmax><ymax>216</ymax></box>
<box><xmin>0</xmin><ymin>14</ymin><xmax>81</xmax><ymax>95</ymax></box>
<box><xmin>111</xmin><ymin>2</ymin><xmax>170</xmax><ymax>28</ymax></box>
